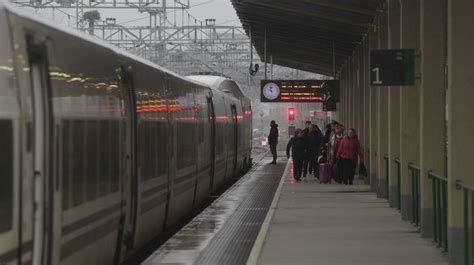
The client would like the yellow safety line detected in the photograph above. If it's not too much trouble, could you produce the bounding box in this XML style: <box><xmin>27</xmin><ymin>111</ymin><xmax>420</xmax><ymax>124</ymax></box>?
<box><xmin>246</xmin><ymin>159</ymin><xmax>290</xmax><ymax>265</ymax></box>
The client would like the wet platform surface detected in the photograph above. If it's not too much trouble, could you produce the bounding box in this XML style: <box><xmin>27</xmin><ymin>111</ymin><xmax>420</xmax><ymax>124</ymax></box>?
<box><xmin>143</xmin><ymin>158</ymin><xmax>449</xmax><ymax>265</ymax></box>
<box><xmin>258</xmin><ymin>164</ymin><xmax>449</xmax><ymax>265</ymax></box>
<box><xmin>143</xmin><ymin>156</ymin><xmax>287</xmax><ymax>265</ymax></box>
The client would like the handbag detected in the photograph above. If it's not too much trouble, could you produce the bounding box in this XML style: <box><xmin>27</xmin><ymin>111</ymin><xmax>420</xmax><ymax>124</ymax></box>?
<box><xmin>358</xmin><ymin>162</ymin><xmax>368</xmax><ymax>177</ymax></box>
<box><xmin>332</xmin><ymin>159</ymin><xmax>342</xmax><ymax>183</ymax></box>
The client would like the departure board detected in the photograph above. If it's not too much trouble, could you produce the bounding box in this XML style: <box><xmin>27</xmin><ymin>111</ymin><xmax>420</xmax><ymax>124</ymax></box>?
<box><xmin>260</xmin><ymin>80</ymin><xmax>340</xmax><ymax>103</ymax></box>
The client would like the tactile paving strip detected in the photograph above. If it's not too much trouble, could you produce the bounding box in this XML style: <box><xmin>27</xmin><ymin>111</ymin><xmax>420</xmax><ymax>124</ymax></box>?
<box><xmin>194</xmin><ymin>159</ymin><xmax>286</xmax><ymax>265</ymax></box>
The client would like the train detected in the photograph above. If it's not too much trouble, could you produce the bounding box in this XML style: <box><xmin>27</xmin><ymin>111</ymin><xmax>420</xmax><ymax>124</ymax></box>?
<box><xmin>0</xmin><ymin>2</ymin><xmax>252</xmax><ymax>265</ymax></box>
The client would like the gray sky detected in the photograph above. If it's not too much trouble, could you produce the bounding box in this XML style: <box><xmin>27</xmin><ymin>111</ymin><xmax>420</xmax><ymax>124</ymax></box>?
<box><xmin>29</xmin><ymin>0</ymin><xmax>241</xmax><ymax>28</ymax></box>
<box><xmin>190</xmin><ymin>0</ymin><xmax>240</xmax><ymax>26</ymax></box>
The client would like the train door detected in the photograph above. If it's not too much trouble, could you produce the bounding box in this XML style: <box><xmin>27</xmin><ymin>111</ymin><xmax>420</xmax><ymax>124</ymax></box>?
<box><xmin>119</xmin><ymin>65</ymin><xmax>138</xmax><ymax>257</ymax></box>
<box><xmin>27</xmin><ymin>38</ymin><xmax>54</xmax><ymax>265</ymax></box>
<box><xmin>231</xmin><ymin>104</ymin><xmax>238</xmax><ymax>172</ymax></box>
<box><xmin>206</xmin><ymin>95</ymin><xmax>216</xmax><ymax>192</ymax></box>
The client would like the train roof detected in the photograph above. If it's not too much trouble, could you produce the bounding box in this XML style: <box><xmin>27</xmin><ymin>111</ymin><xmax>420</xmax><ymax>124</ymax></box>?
<box><xmin>1</xmin><ymin>0</ymin><xmax>207</xmax><ymax>89</ymax></box>
<box><xmin>186</xmin><ymin>75</ymin><xmax>246</xmax><ymax>99</ymax></box>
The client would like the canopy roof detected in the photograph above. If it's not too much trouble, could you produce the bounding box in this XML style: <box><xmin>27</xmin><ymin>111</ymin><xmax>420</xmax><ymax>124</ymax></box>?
<box><xmin>231</xmin><ymin>0</ymin><xmax>381</xmax><ymax>76</ymax></box>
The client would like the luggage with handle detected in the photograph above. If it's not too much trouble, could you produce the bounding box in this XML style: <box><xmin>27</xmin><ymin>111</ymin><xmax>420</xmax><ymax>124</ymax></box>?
<box><xmin>319</xmin><ymin>163</ymin><xmax>332</xmax><ymax>184</ymax></box>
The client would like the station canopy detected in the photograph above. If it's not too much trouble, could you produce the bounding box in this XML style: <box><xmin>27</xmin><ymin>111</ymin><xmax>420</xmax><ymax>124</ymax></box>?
<box><xmin>231</xmin><ymin>0</ymin><xmax>381</xmax><ymax>76</ymax></box>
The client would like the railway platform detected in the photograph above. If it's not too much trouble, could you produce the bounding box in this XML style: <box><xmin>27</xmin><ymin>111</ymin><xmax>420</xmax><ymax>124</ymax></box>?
<box><xmin>143</xmin><ymin>156</ymin><xmax>448</xmax><ymax>265</ymax></box>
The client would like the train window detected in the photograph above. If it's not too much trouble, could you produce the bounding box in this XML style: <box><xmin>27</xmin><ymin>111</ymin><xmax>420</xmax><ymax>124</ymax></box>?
<box><xmin>86</xmin><ymin>120</ymin><xmax>99</xmax><ymax>201</ymax></box>
<box><xmin>71</xmin><ymin>120</ymin><xmax>86</xmax><ymax>207</ymax></box>
<box><xmin>177</xmin><ymin>123</ymin><xmax>195</xmax><ymax>169</ymax></box>
<box><xmin>198</xmin><ymin>105</ymin><xmax>205</xmax><ymax>143</ymax></box>
<box><xmin>198</xmin><ymin>122</ymin><xmax>204</xmax><ymax>143</ymax></box>
<box><xmin>98</xmin><ymin>120</ymin><xmax>111</xmax><ymax>196</ymax></box>
<box><xmin>62</xmin><ymin>119</ymin><xmax>121</xmax><ymax>210</ymax></box>
<box><xmin>157</xmin><ymin>122</ymin><xmax>167</xmax><ymax>176</ymax></box>
<box><xmin>0</xmin><ymin>120</ymin><xmax>13</xmax><ymax>233</ymax></box>
<box><xmin>139</xmin><ymin>121</ymin><xmax>167</xmax><ymax>181</ymax></box>
<box><xmin>215</xmin><ymin>123</ymin><xmax>224</xmax><ymax>155</ymax></box>
<box><xmin>147</xmin><ymin>122</ymin><xmax>154</xmax><ymax>179</ymax></box>
<box><xmin>110</xmin><ymin>120</ymin><xmax>120</xmax><ymax>192</ymax></box>
<box><xmin>151</xmin><ymin>122</ymin><xmax>160</xmax><ymax>178</ymax></box>
<box><xmin>0</xmin><ymin>18</ymin><xmax>19</xmax><ymax>232</ymax></box>
<box><xmin>62</xmin><ymin>120</ymin><xmax>72</xmax><ymax>210</ymax></box>
<box><xmin>137</xmin><ymin>121</ymin><xmax>145</xmax><ymax>180</ymax></box>
<box><xmin>141</xmin><ymin>121</ymin><xmax>152</xmax><ymax>180</ymax></box>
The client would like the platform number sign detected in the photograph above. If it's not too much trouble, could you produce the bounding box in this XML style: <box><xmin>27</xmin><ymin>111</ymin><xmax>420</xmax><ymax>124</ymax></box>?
<box><xmin>370</xmin><ymin>49</ymin><xmax>415</xmax><ymax>86</ymax></box>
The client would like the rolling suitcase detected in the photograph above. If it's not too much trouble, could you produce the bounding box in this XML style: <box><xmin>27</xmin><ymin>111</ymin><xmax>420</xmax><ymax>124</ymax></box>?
<box><xmin>319</xmin><ymin>163</ymin><xmax>332</xmax><ymax>184</ymax></box>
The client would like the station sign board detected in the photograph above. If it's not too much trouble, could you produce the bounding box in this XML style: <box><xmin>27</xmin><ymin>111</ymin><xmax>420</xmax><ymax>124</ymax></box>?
<box><xmin>310</xmin><ymin>110</ymin><xmax>328</xmax><ymax>118</ymax></box>
<box><xmin>260</xmin><ymin>80</ymin><xmax>340</xmax><ymax>103</ymax></box>
<box><xmin>370</xmin><ymin>49</ymin><xmax>415</xmax><ymax>86</ymax></box>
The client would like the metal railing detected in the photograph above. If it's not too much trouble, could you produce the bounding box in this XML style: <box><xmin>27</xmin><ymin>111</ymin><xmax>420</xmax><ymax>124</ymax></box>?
<box><xmin>384</xmin><ymin>154</ymin><xmax>389</xmax><ymax>200</ymax></box>
<box><xmin>456</xmin><ymin>180</ymin><xmax>474</xmax><ymax>265</ymax></box>
<box><xmin>408</xmin><ymin>163</ymin><xmax>421</xmax><ymax>226</ymax></box>
<box><xmin>428</xmin><ymin>171</ymin><xmax>448</xmax><ymax>252</ymax></box>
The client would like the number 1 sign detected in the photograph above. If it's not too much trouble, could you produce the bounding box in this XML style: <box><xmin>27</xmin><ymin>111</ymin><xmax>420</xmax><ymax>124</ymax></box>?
<box><xmin>370</xmin><ymin>49</ymin><xmax>415</xmax><ymax>86</ymax></box>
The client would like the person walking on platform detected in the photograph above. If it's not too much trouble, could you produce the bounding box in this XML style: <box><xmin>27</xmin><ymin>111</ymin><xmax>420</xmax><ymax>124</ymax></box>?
<box><xmin>336</xmin><ymin>128</ymin><xmax>363</xmax><ymax>185</ymax></box>
<box><xmin>330</xmin><ymin>123</ymin><xmax>345</xmax><ymax>183</ymax></box>
<box><xmin>320</xmin><ymin>123</ymin><xmax>332</xmax><ymax>162</ymax></box>
<box><xmin>301</xmin><ymin>121</ymin><xmax>312</xmax><ymax>177</ymax></box>
<box><xmin>268</xmin><ymin>120</ymin><xmax>279</xmax><ymax>164</ymax></box>
<box><xmin>308</xmin><ymin>124</ymin><xmax>323</xmax><ymax>177</ymax></box>
<box><xmin>286</xmin><ymin>129</ymin><xmax>307</xmax><ymax>181</ymax></box>
<box><xmin>329</xmin><ymin>122</ymin><xmax>344</xmax><ymax>165</ymax></box>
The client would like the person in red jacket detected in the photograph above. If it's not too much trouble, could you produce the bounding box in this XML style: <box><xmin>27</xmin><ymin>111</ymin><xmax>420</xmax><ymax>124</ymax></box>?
<box><xmin>336</xmin><ymin>128</ymin><xmax>363</xmax><ymax>185</ymax></box>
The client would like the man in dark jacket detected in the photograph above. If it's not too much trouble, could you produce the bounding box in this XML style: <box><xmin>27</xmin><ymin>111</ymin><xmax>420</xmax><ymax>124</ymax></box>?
<box><xmin>301</xmin><ymin>121</ymin><xmax>312</xmax><ymax>177</ymax></box>
<box><xmin>286</xmin><ymin>129</ymin><xmax>307</xmax><ymax>181</ymax></box>
<box><xmin>268</xmin><ymin>120</ymin><xmax>279</xmax><ymax>164</ymax></box>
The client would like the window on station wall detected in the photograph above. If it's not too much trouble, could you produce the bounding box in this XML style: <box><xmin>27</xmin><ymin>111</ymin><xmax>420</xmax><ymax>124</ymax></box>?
<box><xmin>0</xmin><ymin>120</ymin><xmax>13</xmax><ymax>233</ymax></box>
<box><xmin>177</xmin><ymin>123</ymin><xmax>195</xmax><ymax>169</ymax></box>
<box><xmin>62</xmin><ymin>119</ymin><xmax>122</xmax><ymax>210</ymax></box>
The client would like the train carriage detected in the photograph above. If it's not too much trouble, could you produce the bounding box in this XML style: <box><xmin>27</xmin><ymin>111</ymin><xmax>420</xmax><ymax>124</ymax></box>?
<box><xmin>0</xmin><ymin>2</ymin><xmax>252</xmax><ymax>265</ymax></box>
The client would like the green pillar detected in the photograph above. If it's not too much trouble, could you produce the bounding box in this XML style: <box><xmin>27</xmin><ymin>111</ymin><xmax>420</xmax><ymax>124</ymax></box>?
<box><xmin>400</xmin><ymin>0</ymin><xmax>421</xmax><ymax>221</ymax></box>
<box><xmin>419</xmin><ymin>0</ymin><xmax>447</xmax><ymax>239</ymax></box>
<box><xmin>369</xmin><ymin>29</ymin><xmax>379</xmax><ymax>191</ymax></box>
<box><xmin>348</xmin><ymin>57</ymin><xmax>353</xmax><ymax>128</ymax></box>
<box><xmin>377</xmin><ymin>4</ymin><xmax>389</xmax><ymax>199</ymax></box>
<box><xmin>447</xmin><ymin>1</ymin><xmax>474</xmax><ymax>264</ymax></box>
<box><xmin>341</xmin><ymin>65</ymin><xmax>347</xmax><ymax>125</ymax></box>
<box><xmin>388</xmin><ymin>0</ymin><xmax>401</xmax><ymax>208</ymax></box>
<box><xmin>362</xmin><ymin>36</ymin><xmax>371</xmax><ymax>185</ymax></box>
<box><xmin>357</xmin><ymin>45</ymin><xmax>364</xmax><ymax>149</ymax></box>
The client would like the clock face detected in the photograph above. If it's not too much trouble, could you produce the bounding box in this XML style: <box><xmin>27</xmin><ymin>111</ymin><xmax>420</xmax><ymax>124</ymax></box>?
<box><xmin>262</xmin><ymin>82</ymin><xmax>280</xmax><ymax>100</ymax></box>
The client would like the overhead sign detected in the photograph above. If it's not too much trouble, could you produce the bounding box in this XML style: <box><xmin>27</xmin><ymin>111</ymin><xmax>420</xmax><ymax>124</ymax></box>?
<box><xmin>260</xmin><ymin>80</ymin><xmax>340</xmax><ymax>103</ymax></box>
<box><xmin>370</xmin><ymin>49</ymin><xmax>415</xmax><ymax>86</ymax></box>
<box><xmin>310</xmin><ymin>110</ymin><xmax>328</xmax><ymax>118</ymax></box>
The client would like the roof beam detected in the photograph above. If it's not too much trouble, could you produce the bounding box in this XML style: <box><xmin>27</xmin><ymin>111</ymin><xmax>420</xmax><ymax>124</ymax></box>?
<box><xmin>237</xmin><ymin>0</ymin><xmax>371</xmax><ymax>28</ymax></box>
<box><xmin>302</xmin><ymin>0</ymin><xmax>377</xmax><ymax>16</ymax></box>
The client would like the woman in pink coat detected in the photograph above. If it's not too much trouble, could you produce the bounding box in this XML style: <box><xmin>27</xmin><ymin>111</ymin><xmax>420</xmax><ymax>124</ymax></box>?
<box><xmin>336</xmin><ymin>128</ymin><xmax>363</xmax><ymax>185</ymax></box>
